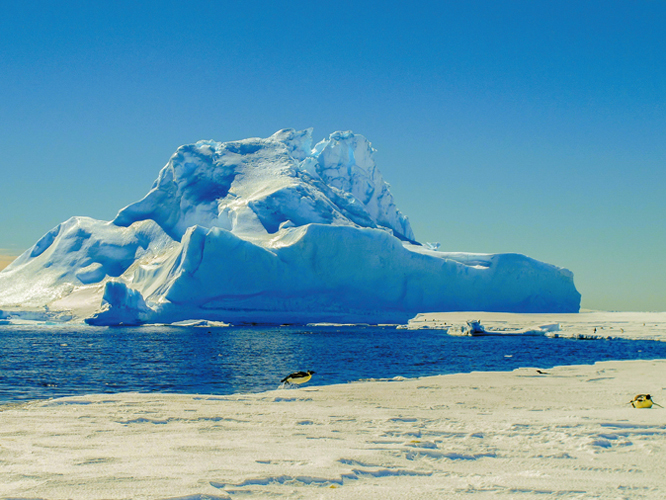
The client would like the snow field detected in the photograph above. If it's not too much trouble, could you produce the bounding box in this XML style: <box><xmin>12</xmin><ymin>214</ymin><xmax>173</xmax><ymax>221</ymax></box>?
<box><xmin>1</xmin><ymin>359</ymin><xmax>665</xmax><ymax>499</ymax></box>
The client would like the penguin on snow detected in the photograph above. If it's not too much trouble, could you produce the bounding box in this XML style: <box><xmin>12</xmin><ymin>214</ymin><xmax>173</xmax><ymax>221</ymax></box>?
<box><xmin>629</xmin><ymin>394</ymin><xmax>663</xmax><ymax>408</ymax></box>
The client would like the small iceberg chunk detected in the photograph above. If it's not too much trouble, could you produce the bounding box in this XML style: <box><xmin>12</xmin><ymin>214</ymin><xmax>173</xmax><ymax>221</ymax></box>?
<box><xmin>448</xmin><ymin>320</ymin><xmax>560</xmax><ymax>337</ymax></box>
<box><xmin>448</xmin><ymin>320</ymin><xmax>488</xmax><ymax>336</ymax></box>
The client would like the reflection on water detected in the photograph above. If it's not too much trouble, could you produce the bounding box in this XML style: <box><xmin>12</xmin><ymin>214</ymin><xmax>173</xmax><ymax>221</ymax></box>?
<box><xmin>1</xmin><ymin>324</ymin><xmax>665</xmax><ymax>403</ymax></box>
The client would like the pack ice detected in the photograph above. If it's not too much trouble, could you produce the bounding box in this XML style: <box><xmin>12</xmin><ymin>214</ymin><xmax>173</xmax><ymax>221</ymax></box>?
<box><xmin>0</xmin><ymin>129</ymin><xmax>580</xmax><ymax>325</ymax></box>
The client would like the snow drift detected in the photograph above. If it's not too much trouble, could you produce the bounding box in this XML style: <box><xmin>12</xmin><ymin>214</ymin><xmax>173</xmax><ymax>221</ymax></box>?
<box><xmin>0</xmin><ymin>128</ymin><xmax>580</xmax><ymax>325</ymax></box>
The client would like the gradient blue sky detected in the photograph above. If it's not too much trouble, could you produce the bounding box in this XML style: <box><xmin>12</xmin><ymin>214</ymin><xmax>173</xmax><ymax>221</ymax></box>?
<box><xmin>1</xmin><ymin>1</ymin><xmax>664</xmax><ymax>311</ymax></box>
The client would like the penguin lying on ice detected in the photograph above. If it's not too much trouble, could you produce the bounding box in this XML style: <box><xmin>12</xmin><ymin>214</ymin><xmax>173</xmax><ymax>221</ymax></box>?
<box><xmin>629</xmin><ymin>394</ymin><xmax>663</xmax><ymax>408</ymax></box>
<box><xmin>281</xmin><ymin>370</ymin><xmax>315</xmax><ymax>386</ymax></box>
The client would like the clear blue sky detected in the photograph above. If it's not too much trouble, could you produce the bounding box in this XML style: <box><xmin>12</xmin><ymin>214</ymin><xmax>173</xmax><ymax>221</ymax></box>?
<box><xmin>1</xmin><ymin>1</ymin><xmax>664</xmax><ymax>311</ymax></box>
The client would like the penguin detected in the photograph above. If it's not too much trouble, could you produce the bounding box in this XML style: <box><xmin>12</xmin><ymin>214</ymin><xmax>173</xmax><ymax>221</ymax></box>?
<box><xmin>281</xmin><ymin>370</ymin><xmax>315</xmax><ymax>386</ymax></box>
<box><xmin>629</xmin><ymin>394</ymin><xmax>663</xmax><ymax>408</ymax></box>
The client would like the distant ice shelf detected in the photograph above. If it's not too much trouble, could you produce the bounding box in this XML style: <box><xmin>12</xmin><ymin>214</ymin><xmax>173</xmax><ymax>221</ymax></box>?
<box><xmin>0</xmin><ymin>128</ymin><xmax>581</xmax><ymax>325</ymax></box>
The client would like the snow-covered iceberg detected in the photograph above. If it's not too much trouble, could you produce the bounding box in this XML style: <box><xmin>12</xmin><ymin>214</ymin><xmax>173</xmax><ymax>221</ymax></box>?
<box><xmin>0</xmin><ymin>129</ymin><xmax>580</xmax><ymax>325</ymax></box>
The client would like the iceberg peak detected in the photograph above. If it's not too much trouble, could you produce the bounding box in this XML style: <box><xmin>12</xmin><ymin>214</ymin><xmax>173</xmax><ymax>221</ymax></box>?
<box><xmin>112</xmin><ymin>128</ymin><xmax>414</xmax><ymax>243</ymax></box>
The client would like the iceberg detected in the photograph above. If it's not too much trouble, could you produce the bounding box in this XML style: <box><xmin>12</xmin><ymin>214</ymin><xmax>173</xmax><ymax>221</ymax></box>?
<box><xmin>0</xmin><ymin>129</ymin><xmax>580</xmax><ymax>325</ymax></box>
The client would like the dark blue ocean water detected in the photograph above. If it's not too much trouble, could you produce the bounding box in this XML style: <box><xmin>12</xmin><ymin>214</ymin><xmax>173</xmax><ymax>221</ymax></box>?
<box><xmin>1</xmin><ymin>325</ymin><xmax>665</xmax><ymax>403</ymax></box>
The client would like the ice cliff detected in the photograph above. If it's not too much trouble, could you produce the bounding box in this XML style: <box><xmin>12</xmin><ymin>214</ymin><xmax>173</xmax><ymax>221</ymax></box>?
<box><xmin>0</xmin><ymin>128</ymin><xmax>580</xmax><ymax>325</ymax></box>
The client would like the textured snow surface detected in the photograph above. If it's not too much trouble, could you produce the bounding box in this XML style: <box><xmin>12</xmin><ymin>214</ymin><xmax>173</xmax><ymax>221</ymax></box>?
<box><xmin>1</xmin><ymin>358</ymin><xmax>665</xmax><ymax>499</ymax></box>
<box><xmin>0</xmin><ymin>129</ymin><xmax>580</xmax><ymax>324</ymax></box>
